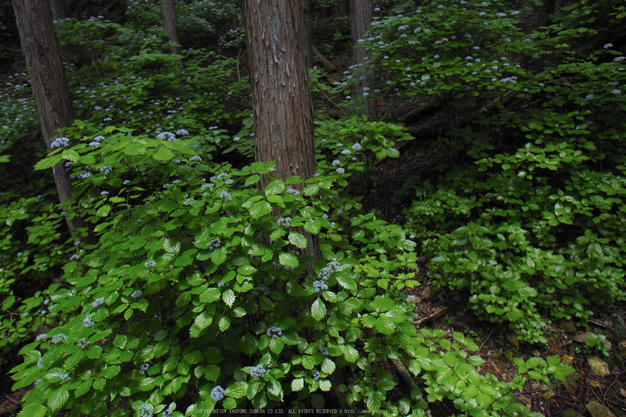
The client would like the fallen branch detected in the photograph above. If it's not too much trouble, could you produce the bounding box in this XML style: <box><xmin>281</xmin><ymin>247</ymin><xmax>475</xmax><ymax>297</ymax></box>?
<box><xmin>416</xmin><ymin>307</ymin><xmax>449</xmax><ymax>325</ymax></box>
<box><xmin>312</xmin><ymin>45</ymin><xmax>337</xmax><ymax>73</ymax></box>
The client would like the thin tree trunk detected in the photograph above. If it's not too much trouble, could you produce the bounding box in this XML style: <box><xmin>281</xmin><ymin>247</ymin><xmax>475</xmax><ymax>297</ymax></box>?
<box><xmin>350</xmin><ymin>0</ymin><xmax>373</xmax><ymax>114</ymax></box>
<box><xmin>242</xmin><ymin>0</ymin><xmax>320</xmax><ymax>263</ymax></box>
<box><xmin>12</xmin><ymin>0</ymin><xmax>83</xmax><ymax>238</ymax></box>
<box><xmin>161</xmin><ymin>0</ymin><xmax>180</xmax><ymax>55</ymax></box>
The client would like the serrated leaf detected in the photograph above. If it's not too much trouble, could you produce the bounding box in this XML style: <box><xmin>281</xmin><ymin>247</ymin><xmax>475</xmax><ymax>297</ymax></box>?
<box><xmin>48</xmin><ymin>387</ymin><xmax>69</xmax><ymax>411</ymax></box>
<box><xmin>240</xmin><ymin>333</ymin><xmax>258</xmax><ymax>355</ymax></box>
<box><xmin>17</xmin><ymin>403</ymin><xmax>48</xmax><ymax>417</ymax></box>
<box><xmin>291</xmin><ymin>378</ymin><xmax>304</xmax><ymax>392</ymax></box>
<box><xmin>265</xmin><ymin>181</ymin><xmax>285</xmax><ymax>196</ymax></box>
<box><xmin>194</xmin><ymin>310</ymin><xmax>213</xmax><ymax>329</ymax></box>
<box><xmin>250</xmin><ymin>200</ymin><xmax>272</xmax><ymax>218</ymax></box>
<box><xmin>288</xmin><ymin>232</ymin><xmax>307</xmax><ymax>249</ymax></box>
<box><xmin>366</xmin><ymin>391</ymin><xmax>383</xmax><ymax>412</ymax></box>
<box><xmin>336</xmin><ymin>275</ymin><xmax>357</xmax><ymax>291</ymax></box>
<box><xmin>321</xmin><ymin>358</ymin><xmax>335</xmax><ymax>374</ymax></box>
<box><xmin>279</xmin><ymin>252</ymin><xmax>298</xmax><ymax>267</ymax></box>
<box><xmin>75</xmin><ymin>378</ymin><xmax>92</xmax><ymax>397</ymax></box>
<box><xmin>223</xmin><ymin>289</ymin><xmax>236</xmax><ymax>307</ymax></box>
<box><xmin>269</xmin><ymin>338</ymin><xmax>284</xmax><ymax>354</ymax></box>
<box><xmin>467</xmin><ymin>355</ymin><xmax>486</xmax><ymax>367</ymax></box>
<box><xmin>226</xmin><ymin>382</ymin><xmax>248</xmax><ymax>399</ymax></box>
<box><xmin>343</xmin><ymin>345</ymin><xmax>359</xmax><ymax>363</ymax></box>
<box><xmin>34</xmin><ymin>154</ymin><xmax>63</xmax><ymax>171</ymax></box>
<box><xmin>100</xmin><ymin>365</ymin><xmax>121</xmax><ymax>379</ymax></box>
<box><xmin>96</xmin><ymin>204</ymin><xmax>110</xmax><ymax>217</ymax></box>
<box><xmin>152</xmin><ymin>147</ymin><xmax>175</xmax><ymax>161</ymax></box>
<box><xmin>204</xmin><ymin>364</ymin><xmax>221</xmax><ymax>381</ymax></box>
<box><xmin>246</xmin><ymin>174</ymin><xmax>260</xmax><ymax>184</ymax></box>
<box><xmin>311</xmin><ymin>298</ymin><xmax>326</xmax><ymax>321</ymax></box>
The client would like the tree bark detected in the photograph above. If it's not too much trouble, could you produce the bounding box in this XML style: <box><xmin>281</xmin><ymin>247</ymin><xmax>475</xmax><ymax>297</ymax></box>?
<box><xmin>350</xmin><ymin>0</ymin><xmax>373</xmax><ymax>114</ymax></box>
<box><xmin>12</xmin><ymin>0</ymin><xmax>83</xmax><ymax>237</ymax></box>
<box><xmin>161</xmin><ymin>0</ymin><xmax>180</xmax><ymax>55</ymax></box>
<box><xmin>49</xmin><ymin>0</ymin><xmax>70</xmax><ymax>21</ymax></box>
<box><xmin>242</xmin><ymin>0</ymin><xmax>320</xmax><ymax>263</ymax></box>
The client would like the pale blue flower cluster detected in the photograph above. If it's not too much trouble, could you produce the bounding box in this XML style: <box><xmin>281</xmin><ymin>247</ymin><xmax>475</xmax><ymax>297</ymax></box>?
<box><xmin>312</xmin><ymin>370</ymin><xmax>320</xmax><ymax>380</ymax></box>
<box><xmin>77</xmin><ymin>338</ymin><xmax>90</xmax><ymax>349</ymax></box>
<box><xmin>36</xmin><ymin>333</ymin><xmax>47</xmax><ymax>341</ymax></box>
<box><xmin>37</xmin><ymin>358</ymin><xmax>43</xmax><ymax>368</ymax></box>
<box><xmin>220</xmin><ymin>191</ymin><xmax>232</xmax><ymax>201</ymax></box>
<box><xmin>139</xmin><ymin>363</ymin><xmax>150</xmax><ymax>375</ymax></box>
<box><xmin>51</xmin><ymin>333</ymin><xmax>67</xmax><ymax>344</ymax></box>
<box><xmin>92</xmin><ymin>297</ymin><xmax>104</xmax><ymax>307</ymax></box>
<box><xmin>176</xmin><ymin>129</ymin><xmax>189</xmax><ymax>136</ymax></box>
<box><xmin>211</xmin><ymin>385</ymin><xmax>225</xmax><ymax>402</ymax></box>
<box><xmin>250</xmin><ymin>364</ymin><xmax>267</xmax><ymax>378</ymax></box>
<box><xmin>277</xmin><ymin>217</ymin><xmax>292</xmax><ymax>227</ymax></box>
<box><xmin>286</xmin><ymin>188</ymin><xmax>300</xmax><ymax>195</ymax></box>
<box><xmin>60</xmin><ymin>373</ymin><xmax>71</xmax><ymax>382</ymax></box>
<box><xmin>131</xmin><ymin>290</ymin><xmax>143</xmax><ymax>299</ymax></box>
<box><xmin>190</xmin><ymin>155</ymin><xmax>202</xmax><ymax>162</ymax></box>
<box><xmin>266</xmin><ymin>326</ymin><xmax>282</xmax><ymax>338</ymax></box>
<box><xmin>99</xmin><ymin>165</ymin><xmax>112</xmax><ymax>175</ymax></box>
<box><xmin>317</xmin><ymin>261</ymin><xmax>340</xmax><ymax>281</ymax></box>
<box><xmin>351</xmin><ymin>143</ymin><xmax>362</xmax><ymax>151</ymax></box>
<box><xmin>313</xmin><ymin>280</ymin><xmax>329</xmax><ymax>293</ymax></box>
<box><xmin>83</xmin><ymin>317</ymin><xmax>95</xmax><ymax>327</ymax></box>
<box><xmin>157</xmin><ymin>131</ymin><xmax>176</xmax><ymax>141</ymax></box>
<box><xmin>50</xmin><ymin>136</ymin><xmax>69</xmax><ymax>149</ymax></box>
<box><xmin>207</xmin><ymin>239</ymin><xmax>221</xmax><ymax>250</ymax></box>
<box><xmin>336</xmin><ymin>168</ymin><xmax>345</xmax><ymax>174</ymax></box>
<box><xmin>139</xmin><ymin>402</ymin><xmax>154</xmax><ymax>417</ymax></box>
<box><xmin>145</xmin><ymin>260</ymin><xmax>156</xmax><ymax>267</ymax></box>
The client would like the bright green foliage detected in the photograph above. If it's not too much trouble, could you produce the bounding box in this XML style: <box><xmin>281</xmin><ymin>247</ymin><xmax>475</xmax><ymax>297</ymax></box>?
<box><xmin>0</xmin><ymin>0</ymin><xmax>600</xmax><ymax>415</ymax></box>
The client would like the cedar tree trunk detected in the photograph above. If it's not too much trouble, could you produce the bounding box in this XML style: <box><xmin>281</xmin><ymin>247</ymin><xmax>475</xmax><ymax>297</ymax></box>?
<box><xmin>350</xmin><ymin>0</ymin><xmax>373</xmax><ymax>114</ymax></box>
<box><xmin>12</xmin><ymin>0</ymin><xmax>83</xmax><ymax>237</ymax></box>
<box><xmin>242</xmin><ymin>0</ymin><xmax>320</xmax><ymax>262</ymax></box>
<box><xmin>161</xmin><ymin>0</ymin><xmax>180</xmax><ymax>55</ymax></box>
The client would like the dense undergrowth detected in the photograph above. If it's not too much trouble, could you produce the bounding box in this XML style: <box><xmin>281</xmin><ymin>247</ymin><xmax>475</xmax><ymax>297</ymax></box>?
<box><xmin>1</xmin><ymin>0</ymin><xmax>624</xmax><ymax>415</ymax></box>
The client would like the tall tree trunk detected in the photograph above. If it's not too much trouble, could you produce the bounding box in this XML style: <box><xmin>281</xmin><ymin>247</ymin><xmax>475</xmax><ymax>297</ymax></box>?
<box><xmin>242</xmin><ymin>0</ymin><xmax>320</xmax><ymax>263</ymax></box>
<box><xmin>12</xmin><ymin>0</ymin><xmax>83</xmax><ymax>238</ymax></box>
<box><xmin>161</xmin><ymin>0</ymin><xmax>180</xmax><ymax>55</ymax></box>
<box><xmin>50</xmin><ymin>0</ymin><xmax>70</xmax><ymax>21</ymax></box>
<box><xmin>350</xmin><ymin>0</ymin><xmax>373</xmax><ymax>114</ymax></box>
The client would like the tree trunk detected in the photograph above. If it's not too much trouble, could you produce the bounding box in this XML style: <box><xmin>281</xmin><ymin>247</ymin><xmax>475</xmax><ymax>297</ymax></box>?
<box><xmin>50</xmin><ymin>0</ymin><xmax>70</xmax><ymax>21</ymax></box>
<box><xmin>242</xmin><ymin>0</ymin><xmax>320</xmax><ymax>263</ymax></box>
<box><xmin>350</xmin><ymin>0</ymin><xmax>373</xmax><ymax>114</ymax></box>
<box><xmin>161</xmin><ymin>0</ymin><xmax>180</xmax><ymax>55</ymax></box>
<box><xmin>12</xmin><ymin>0</ymin><xmax>83</xmax><ymax>237</ymax></box>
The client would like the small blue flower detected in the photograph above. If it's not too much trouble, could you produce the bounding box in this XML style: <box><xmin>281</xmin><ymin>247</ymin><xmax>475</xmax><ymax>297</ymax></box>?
<box><xmin>77</xmin><ymin>338</ymin><xmax>90</xmax><ymax>349</ymax></box>
<box><xmin>604</xmin><ymin>43</ymin><xmax>613</xmax><ymax>49</ymax></box>
<box><xmin>250</xmin><ymin>364</ymin><xmax>267</xmax><ymax>378</ymax></box>
<box><xmin>51</xmin><ymin>333</ymin><xmax>67</xmax><ymax>344</ymax></box>
<box><xmin>36</xmin><ymin>333</ymin><xmax>47</xmax><ymax>341</ymax></box>
<box><xmin>145</xmin><ymin>260</ymin><xmax>156</xmax><ymax>268</ymax></box>
<box><xmin>313</xmin><ymin>280</ymin><xmax>329</xmax><ymax>293</ymax></box>
<box><xmin>131</xmin><ymin>290</ymin><xmax>143</xmax><ymax>299</ymax></box>
<box><xmin>312</xmin><ymin>370</ymin><xmax>320</xmax><ymax>380</ymax></box>
<box><xmin>585</xmin><ymin>94</ymin><xmax>594</xmax><ymax>100</ymax></box>
<box><xmin>286</xmin><ymin>188</ymin><xmax>300</xmax><ymax>195</ymax></box>
<box><xmin>211</xmin><ymin>385</ymin><xmax>225</xmax><ymax>402</ymax></box>
<box><xmin>176</xmin><ymin>129</ymin><xmax>189</xmax><ymax>136</ymax></box>
<box><xmin>266</xmin><ymin>326</ymin><xmax>283</xmax><ymax>338</ymax></box>
<box><xmin>139</xmin><ymin>363</ymin><xmax>150</xmax><ymax>375</ymax></box>
<box><xmin>611</xmin><ymin>89</ymin><xmax>621</xmax><ymax>95</ymax></box>
<box><xmin>220</xmin><ymin>191</ymin><xmax>232</xmax><ymax>201</ymax></box>
<box><xmin>92</xmin><ymin>297</ymin><xmax>104</xmax><ymax>307</ymax></box>
<box><xmin>190</xmin><ymin>155</ymin><xmax>202</xmax><ymax>162</ymax></box>
<box><xmin>277</xmin><ymin>217</ymin><xmax>292</xmax><ymax>227</ymax></box>
<box><xmin>139</xmin><ymin>402</ymin><xmax>154</xmax><ymax>417</ymax></box>
<box><xmin>83</xmin><ymin>317</ymin><xmax>95</xmax><ymax>327</ymax></box>
<box><xmin>336</xmin><ymin>168</ymin><xmax>345</xmax><ymax>174</ymax></box>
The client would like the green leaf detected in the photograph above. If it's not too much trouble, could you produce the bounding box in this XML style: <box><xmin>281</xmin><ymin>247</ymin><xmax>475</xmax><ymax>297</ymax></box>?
<box><xmin>311</xmin><ymin>298</ymin><xmax>326</xmax><ymax>321</ymax></box>
<box><xmin>250</xmin><ymin>200</ymin><xmax>272</xmax><ymax>218</ymax></box>
<box><xmin>204</xmin><ymin>364</ymin><xmax>221</xmax><ymax>381</ymax></box>
<box><xmin>75</xmin><ymin>379</ymin><xmax>92</xmax><ymax>397</ymax></box>
<box><xmin>319</xmin><ymin>379</ymin><xmax>332</xmax><ymax>392</ymax></box>
<box><xmin>223</xmin><ymin>289</ymin><xmax>236</xmax><ymax>307</ymax></box>
<box><xmin>291</xmin><ymin>378</ymin><xmax>304</xmax><ymax>392</ymax></box>
<box><xmin>96</xmin><ymin>205</ymin><xmax>111</xmax><ymax>217</ymax></box>
<box><xmin>321</xmin><ymin>358</ymin><xmax>335</xmax><ymax>374</ymax></box>
<box><xmin>288</xmin><ymin>232</ymin><xmax>308</xmax><ymax>249</ymax></box>
<box><xmin>343</xmin><ymin>345</ymin><xmax>359</xmax><ymax>362</ymax></box>
<box><xmin>194</xmin><ymin>310</ymin><xmax>213</xmax><ymax>329</ymax></box>
<box><xmin>366</xmin><ymin>391</ymin><xmax>384</xmax><ymax>412</ymax></box>
<box><xmin>386</xmin><ymin>148</ymin><xmax>400</xmax><ymax>158</ymax></box>
<box><xmin>240</xmin><ymin>333</ymin><xmax>258</xmax><ymax>355</ymax></box>
<box><xmin>265</xmin><ymin>181</ymin><xmax>285</xmax><ymax>196</ymax></box>
<box><xmin>467</xmin><ymin>355</ymin><xmax>486</xmax><ymax>366</ymax></box>
<box><xmin>34</xmin><ymin>154</ymin><xmax>63</xmax><ymax>171</ymax></box>
<box><xmin>48</xmin><ymin>387</ymin><xmax>69</xmax><ymax>411</ymax></box>
<box><xmin>226</xmin><ymin>382</ymin><xmax>248</xmax><ymax>399</ymax></box>
<box><xmin>17</xmin><ymin>403</ymin><xmax>47</xmax><ymax>417</ymax></box>
<box><xmin>152</xmin><ymin>147</ymin><xmax>175</xmax><ymax>161</ymax></box>
<box><xmin>279</xmin><ymin>252</ymin><xmax>299</xmax><ymax>267</ymax></box>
